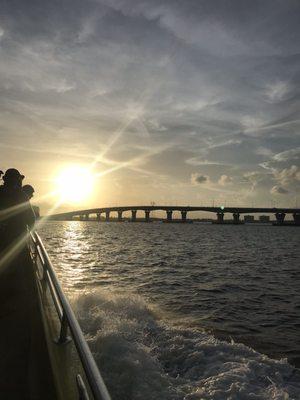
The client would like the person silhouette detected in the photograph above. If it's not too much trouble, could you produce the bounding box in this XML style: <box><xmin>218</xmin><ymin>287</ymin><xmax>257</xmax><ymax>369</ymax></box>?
<box><xmin>23</xmin><ymin>184</ymin><xmax>40</xmax><ymax>218</ymax></box>
<box><xmin>23</xmin><ymin>184</ymin><xmax>35</xmax><ymax>200</ymax></box>
<box><xmin>0</xmin><ymin>168</ymin><xmax>36</xmax><ymax>252</ymax></box>
<box><xmin>0</xmin><ymin>170</ymin><xmax>37</xmax><ymax>396</ymax></box>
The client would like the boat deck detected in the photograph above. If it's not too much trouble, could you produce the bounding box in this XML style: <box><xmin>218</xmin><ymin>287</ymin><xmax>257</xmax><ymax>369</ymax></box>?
<box><xmin>0</xmin><ymin>250</ymin><xmax>57</xmax><ymax>399</ymax></box>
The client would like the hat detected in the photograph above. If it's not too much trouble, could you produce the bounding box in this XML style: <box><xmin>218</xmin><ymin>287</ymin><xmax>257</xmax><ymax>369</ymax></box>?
<box><xmin>23</xmin><ymin>184</ymin><xmax>34</xmax><ymax>194</ymax></box>
<box><xmin>3</xmin><ymin>168</ymin><xmax>25</xmax><ymax>181</ymax></box>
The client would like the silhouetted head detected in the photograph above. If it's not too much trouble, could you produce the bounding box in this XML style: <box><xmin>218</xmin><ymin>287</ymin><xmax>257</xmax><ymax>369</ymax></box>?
<box><xmin>23</xmin><ymin>184</ymin><xmax>35</xmax><ymax>199</ymax></box>
<box><xmin>3</xmin><ymin>168</ymin><xmax>25</xmax><ymax>187</ymax></box>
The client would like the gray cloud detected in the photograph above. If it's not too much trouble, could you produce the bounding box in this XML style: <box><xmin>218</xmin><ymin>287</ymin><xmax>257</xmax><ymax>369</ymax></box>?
<box><xmin>270</xmin><ymin>186</ymin><xmax>289</xmax><ymax>195</ymax></box>
<box><xmin>243</xmin><ymin>171</ymin><xmax>263</xmax><ymax>187</ymax></box>
<box><xmin>191</xmin><ymin>173</ymin><xmax>209</xmax><ymax>185</ymax></box>
<box><xmin>274</xmin><ymin>165</ymin><xmax>300</xmax><ymax>186</ymax></box>
<box><xmin>0</xmin><ymin>0</ymin><xmax>299</xmax><ymax>207</ymax></box>
<box><xmin>273</xmin><ymin>148</ymin><xmax>300</xmax><ymax>163</ymax></box>
<box><xmin>218</xmin><ymin>175</ymin><xmax>233</xmax><ymax>186</ymax></box>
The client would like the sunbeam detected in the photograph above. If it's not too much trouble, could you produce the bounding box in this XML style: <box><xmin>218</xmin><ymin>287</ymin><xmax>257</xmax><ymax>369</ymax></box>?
<box><xmin>89</xmin><ymin>68</ymin><xmax>174</xmax><ymax>170</ymax></box>
<box><xmin>0</xmin><ymin>142</ymin><xmax>95</xmax><ymax>161</ymax></box>
<box><xmin>90</xmin><ymin>106</ymin><xmax>145</xmax><ymax>169</ymax></box>
<box><xmin>0</xmin><ymin>190</ymin><xmax>57</xmax><ymax>224</ymax></box>
<box><xmin>0</xmin><ymin>199</ymin><xmax>62</xmax><ymax>273</ymax></box>
<box><xmin>94</xmin><ymin>142</ymin><xmax>174</xmax><ymax>179</ymax></box>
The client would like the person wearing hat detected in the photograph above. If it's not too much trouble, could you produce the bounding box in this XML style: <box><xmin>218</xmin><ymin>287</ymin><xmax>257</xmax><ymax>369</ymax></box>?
<box><xmin>23</xmin><ymin>184</ymin><xmax>35</xmax><ymax>200</ymax></box>
<box><xmin>0</xmin><ymin>170</ymin><xmax>37</xmax><ymax>396</ymax></box>
<box><xmin>0</xmin><ymin>168</ymin><xmax>36</xmax><ymax>253</ymax></box>
<box><xmin>2</xmin><ymin>168</ymin><xmax>25</xmax><ymax>187</ymax></box>
<box><xmin>23</xmin><ymin>184</ymin><xmax>40</xmax><ymax>218</ymax></box>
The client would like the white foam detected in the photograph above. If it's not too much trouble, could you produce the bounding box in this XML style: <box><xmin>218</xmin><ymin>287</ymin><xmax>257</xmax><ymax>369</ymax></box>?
<box><xmin>72</xmin><ymin>290</ymin><xmax>300</xmax><ymax>400</ymax></box>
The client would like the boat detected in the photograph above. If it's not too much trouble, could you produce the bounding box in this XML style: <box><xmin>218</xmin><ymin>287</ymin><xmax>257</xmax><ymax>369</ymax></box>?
<box><xmin>0</xmin><ymin>231</ymin><xmax>111</xmax><ymax>400</ymax></box>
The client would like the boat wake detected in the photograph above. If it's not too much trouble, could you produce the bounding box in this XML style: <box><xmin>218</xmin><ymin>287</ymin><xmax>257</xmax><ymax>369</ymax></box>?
<box><xmin>72</xmin><ymin>290</ymin><xmax>300</xmax><ymax>400</ymax></box>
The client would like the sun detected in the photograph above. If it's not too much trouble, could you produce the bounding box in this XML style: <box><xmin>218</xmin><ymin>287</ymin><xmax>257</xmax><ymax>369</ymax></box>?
<box><xmin>55</xmin><ymin>165</ymin><xmax>95</xmax><ymax>203</ymax></box>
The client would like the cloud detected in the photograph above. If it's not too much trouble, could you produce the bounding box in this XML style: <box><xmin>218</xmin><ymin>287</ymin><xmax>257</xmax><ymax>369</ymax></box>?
<box><xmin>218</xmin><ymin>174</ymin><xmax>233</xmax><ymax>186</ymax></box>
<box><xmin>272</xmin><ymin>148</ymin><xmax>300</xmax><ymax>163</ymax></box>
<box><xmin>274</xmin><ymin>165</ymin><xmax>300</xmax><ymax>186</ymax></box>
<box><xmin>243</xmin><ymin>171</ymin><xmax>261</xmax><ymax>183</ymax></box>
<box><xmin>261</xmin><ymin>148</ymin><xmax>300</xmax><ymax>171</ymax></box>
<box><xmin>255</xmin><ymin>146</ymin><xmax>273</xmax><ymax>157</ymax></box>
<box><xmin>242</xmin><ymin>171</ymin><xmax>270</xmax><ymax>193</ymax></box>
<box><xmin>191</xmin><ymin>173</ymin><xmax>209</xmax><ymax>185</ymax></box>
<box><xmin>270</xmin><ymin>186</ymin><xmax>289</xmax><ymax>195</ymax></box>
<box><xmin>0</xmin><ymin>0</ymin><xmax>299</xmax><ymax>209</ymax></box>
<box><xmin>102</xmin><ymin>0</ymin><xmax>300</xmax><ymax>57</ymax></box>
<box><xmin>265</xmin><ymin>81</ymin><xmax>290</xmax><ymax>103</ymax></box>
<box><xmin>185</xmin><ymin>158</ymin><xmax>231</xmax><ymax>167</ymax></box>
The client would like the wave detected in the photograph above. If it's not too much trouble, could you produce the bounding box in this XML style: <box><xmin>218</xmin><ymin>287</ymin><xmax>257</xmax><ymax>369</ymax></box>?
<box><xmin>72</xmin><ymin>290</ymin><xmax>300</xmax><ymax>400</ymax></box>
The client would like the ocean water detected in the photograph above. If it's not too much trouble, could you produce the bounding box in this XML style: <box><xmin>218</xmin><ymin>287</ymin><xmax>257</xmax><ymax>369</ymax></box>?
<box><xmin>39</xmin><ymin>221</ymin><xmax>300</xmax><ymax>399</ymax></box>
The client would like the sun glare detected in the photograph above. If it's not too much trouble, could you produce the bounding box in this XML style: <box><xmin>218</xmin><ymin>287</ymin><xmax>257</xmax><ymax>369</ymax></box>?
<box><xmin>55</xmin><ymin>165</ymin><xmax>94</xmax><ymax>203</ymax></box>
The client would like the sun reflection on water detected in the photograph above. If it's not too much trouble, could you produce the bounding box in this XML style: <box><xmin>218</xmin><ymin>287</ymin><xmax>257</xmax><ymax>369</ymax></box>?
<box><xmin>52</xmin><ymin>221</ymin><xmax>96</xmax><ymax>290</ymax></box>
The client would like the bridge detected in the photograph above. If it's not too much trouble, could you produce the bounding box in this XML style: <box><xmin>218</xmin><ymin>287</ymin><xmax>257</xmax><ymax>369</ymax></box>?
<box><xmin>49</xmin><ymin>206</ymin><xmax>300</xmax><ymax>225</ymax></box>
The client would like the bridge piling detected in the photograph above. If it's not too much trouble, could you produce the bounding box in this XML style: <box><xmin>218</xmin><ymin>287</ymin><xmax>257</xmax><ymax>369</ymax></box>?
<box><xmin>145</xmin><ymin>210</ymin><xmax>150</xmax><ymax>222</ymax></box>
<box><xmin>105</xmin><ymin>211</ymin><xmax>110</xmax><ymax>222</ymax></box>
<box><xmin>275</xmin><ymin>212</ymin><xmax>286</xmax><ymax>225</ymax></box>
<box><xmin>293</xmin><ymin>213</ymin><xmax>300</xmax><ymax>225</ymax></box>
<box><xmin>181</xmin><ymin>211</ymin><xmax>187</xmax><ymax>222</ymax></box>
<box><xmin>118</xmin><ymin>211</ymin><xmax>123</xmax><ymax>222</ymax></box>
<box><xmin>216</xmin><ymin>212</ymin><xmax>224</xmax><ymax>223</ymax></box>
<box><xmin>166</xmin><ymin>210</ymin><xmax>173</xmax><ymax>222</ymax></box>
<box><xmin>233</xmin><ymin>213</ymin><xmax>240</xmax><ymax>224</ymax></box>
<box><xmin>131</xmin><ymin>210</ymin><xmax>137</xmax><ymax>222</ymax></box>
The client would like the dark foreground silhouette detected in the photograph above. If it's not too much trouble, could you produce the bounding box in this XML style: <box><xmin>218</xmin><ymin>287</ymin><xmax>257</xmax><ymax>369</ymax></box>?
<box><xmin>0</xmin><ymin>169</ymin><xmax>55</xmax><ymax>398</ymax></box>
<box><xmin>0</xmin><ymin>168</ymin><xmax>35</xmax><ymax>253</ymax></box>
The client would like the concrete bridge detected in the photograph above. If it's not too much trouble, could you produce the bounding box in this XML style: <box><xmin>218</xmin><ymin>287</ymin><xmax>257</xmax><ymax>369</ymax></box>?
<box><xmin>49</xmin><ymin>206</ymin><xmax>300</xmax><ymax>225</ymax></box>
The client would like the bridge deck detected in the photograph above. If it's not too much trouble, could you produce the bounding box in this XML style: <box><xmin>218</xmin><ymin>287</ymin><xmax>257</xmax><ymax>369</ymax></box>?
<box><xmin>49</xmin><ymin>206</ymin><xmax>300</xmax><ymax>220</ymax></box>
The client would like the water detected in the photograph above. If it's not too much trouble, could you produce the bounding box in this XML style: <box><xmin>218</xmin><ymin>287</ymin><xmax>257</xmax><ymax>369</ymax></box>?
<box><xmin>39</xmin><ymin>221</ymin><xmax>300</xmax><ymax>399</ymax></box>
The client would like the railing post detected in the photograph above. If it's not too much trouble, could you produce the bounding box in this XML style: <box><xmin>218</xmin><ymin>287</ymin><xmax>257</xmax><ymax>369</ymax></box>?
<box><xmin>77</xmin><ymin>375</ymin><xmax>90</xmax><ymax>400</ymax></box>
<box><xmin>57</xmin><ymin>312</ymin><xmax>71</xmax><ymax>344</ymax></box>
<box><xmin>32</xmin><ymin>242</ymin><xmax>38</xmax><ymax>265</ymax></box>
<box><xmin>41</xmin><ymin>262</ymin><xmax>48</xmax><ymax>293</ymax></box>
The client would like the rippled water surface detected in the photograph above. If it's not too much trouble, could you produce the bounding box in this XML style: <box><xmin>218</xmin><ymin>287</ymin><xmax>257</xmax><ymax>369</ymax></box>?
<box><xmin>39</xmin><ymin>221</ymin><xmax>300</xmax><ymax>399</ymax></box>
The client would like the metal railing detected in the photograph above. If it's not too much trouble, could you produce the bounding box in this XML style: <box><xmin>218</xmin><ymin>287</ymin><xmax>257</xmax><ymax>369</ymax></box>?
<box><xmin>29</xmin><ymin>231</ymin><xmax>111</xmax><ymax>400</ymax></box>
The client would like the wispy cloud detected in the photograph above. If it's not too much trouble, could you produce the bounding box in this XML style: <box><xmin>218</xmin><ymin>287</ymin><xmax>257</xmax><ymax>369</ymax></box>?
<box><xmin>218</xmin><ymin>175</ymin><xmax>233</xmax><ymax>186</ymax></box>
<box><xmin>270</xmin><ymin>186</ymin><xmax>289</xmax><ymax>195</ymax></box>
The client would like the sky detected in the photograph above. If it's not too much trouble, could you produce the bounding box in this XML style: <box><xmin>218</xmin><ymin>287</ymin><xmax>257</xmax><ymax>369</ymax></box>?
<box><xmin>0</xmin><ymin>0</ymin><xmax>299</xmax><ymax>213</ymax></box>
